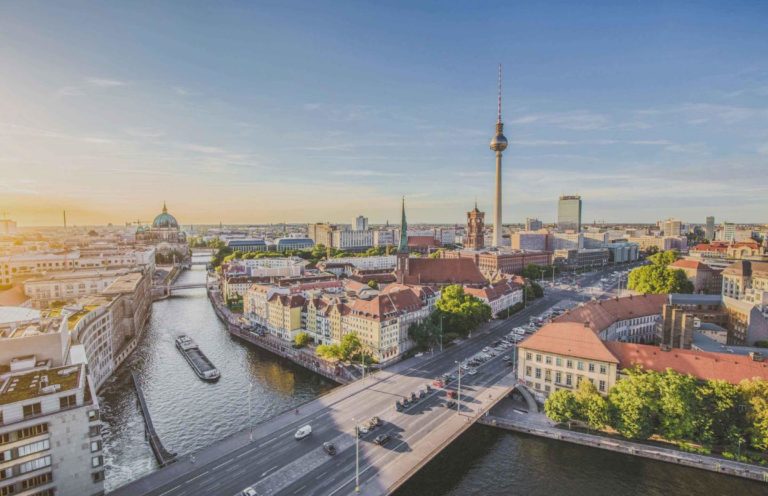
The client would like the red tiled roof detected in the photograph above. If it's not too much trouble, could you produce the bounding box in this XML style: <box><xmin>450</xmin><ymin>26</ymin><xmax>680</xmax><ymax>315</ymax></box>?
<box><xmin>402</xmin><ymin>258</ymin><xmax>487</xmax><ymax>286</ymax></box>
<box><xmin>605</xmin><ymin>342</ymin><xmax>768</xmax><ymax>384</ymax></box>
<box><xmin>691</xmin><ymin>243</ymin><xmax>727</xmax><ymax>253</ymax></box>
<box><xmin>519</xmin><ymin>322</ymin><xmax>619</xmax><ymax>363</ymax></box>
<box><xmin>554</xmin><ymin>294</ymin><xmax>666</xmax><ymax>333</ymax></box>
<box><xmin>670</xmin><ymin>259</ymin><xmax>711</xmax><ymax>270</ymax></box>
<box><xmin>407</xmin><ymin>236</ymin><xmax>438</xmax><ymax>248</ymax></box>
<box><xmin>348</xmin><ymin>289</ymin><xmax>422</xmax><ymax>321</ymax></box>
<box><xmin>464</xmin><ymin>279</ymin><xmax>522</xmax><ymax>302</ymax></box>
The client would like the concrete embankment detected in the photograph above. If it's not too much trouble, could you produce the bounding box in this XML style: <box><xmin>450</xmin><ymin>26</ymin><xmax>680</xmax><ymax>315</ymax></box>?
<box><xmin>479</xmin><ymin>414</ymin><xmax>768</xmax><ymax>484</ymax></box>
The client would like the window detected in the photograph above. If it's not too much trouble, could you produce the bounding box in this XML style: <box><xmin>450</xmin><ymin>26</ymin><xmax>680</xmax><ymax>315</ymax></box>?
<box><xmin>577</xmin><ymin>361</ymin><xmax>584</xmax><ymax>371</ymax></box>
<box><xmin>91</xmin><ymin>455</ymin><xmax>103</xmax><ymax>468</ymax></box>
<box><xmin>555</xmin><ymin>372</ymin><xmax>562</xmax><ymax>384</ymax></box>
<box><xmin>21</xmin><ymin>472</ymin><xmax>52</xmax><ymax>490</ymax></box>
<box><xmin>89</xmin><ymin>425</ymin><xmax>101</xmax><ymax>437</ymax></box>
<box><xmin>566</xmin><ymin>360</ymin><xmax>573</xmax><ymax>369</ymax></box>
<box><xmin>565</xmin><ymin>374</ymin><xmax>572</xmax><ymax>386</ymax></box>
<box><xmin>555</xmin><ymin>357</ymin><xmax>562</xmax><ymax>367</ymax></box>
<box><xmin>0</xmin><ymin>468</ymin><xmax>11</xmax><ymax>481</ymax></box>
<box><xmin>0</xmin><ymin>483</ymin><xmax>15</xmax><ymax>496</ymax></box>
<box><xmin>525</xmin><ymin>352</ymin><xmax>532</xmax><ymax>361</ymax></box>
<box><xmin>18</xmin><ymin>440</ymin><xmax>49</xmax><ymax>457</ymax></box>
<box><xmin>92</xmin><ymin>470</ymin><xmax>105</xmax><ymax>483</ymax></box>
<box><xmin>0</xmin><ymin>449</ymin><xmax>10</xmax><ymax>463</ymax></box>
<box><xmin>599</xmin><ymin>380</ymin><xmax>606</xmax><ymax>392</ymax></box>
<box><xmin>525</xmin><ymin>366</ymin><xmax>532</xmax><ymax>377</ymax></box>
<box><xmin>544</xmin><ymin>385</ymin><xmax>551</xmax><ymax>393</ymax></box>
<box><xmin>59</xmin><ymin>395</ymin><xmax>77</xmax><ymax>409</ymax></box>
<box><xmin>19</xmin><ymin>455</ymin><xmax>51</xmax><ymax>474</ymax></box>
<box><xmin>535</xmin><ymin>368</ymin><xmax>541</xmax><ymax>379</ymax></box>
<box><xmin>19</xmin><ymin>424</ymin><xmax>47</xmax><ymax>440</ymax></box>
<box><xmin>23</xmin><ymin>403</ymin><xmax>42</xmax><ymax>419</ymax></box>
<box><xmin>535</xmin><ymin>354</ymin><xmax>542</xmax><ymax>363</ymax></box>
<box><xmin>545</xmin><ymin>356</ymin><xmax>552</xmax><ymax>365</ymax></box>
<box><xmin>544</xmin><ymin>370</ymin><xmax>551</xmax><ymax>382</ymax></box>
<box><xmin>588</xmin><ymin>363</ymin><xmax>595</xmax><ymax>373</ymax></box>
<box><xmin>600</xmin><ymin>364</ymin><xmax>607</xmax><ymax>374</ymax></box>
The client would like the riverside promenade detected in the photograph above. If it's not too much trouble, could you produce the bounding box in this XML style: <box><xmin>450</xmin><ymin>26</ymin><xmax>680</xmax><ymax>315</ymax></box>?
<box><xmin>480</xmin><ymin>398</ymin><xmax>768</xmax><ymax>484</ymax></box>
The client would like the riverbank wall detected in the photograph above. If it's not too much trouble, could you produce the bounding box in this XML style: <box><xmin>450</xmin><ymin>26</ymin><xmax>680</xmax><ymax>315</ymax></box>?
<box><xmin>479</xmin><ymin>414</ymin><xmax>768</xmax><ymax>484</ymax></box>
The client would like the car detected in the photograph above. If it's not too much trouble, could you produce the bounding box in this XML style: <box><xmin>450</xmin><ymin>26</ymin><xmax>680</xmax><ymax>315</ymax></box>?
<box><xmin>359</xmin><ymin>424</ymin><xmax>370</xmax><ymax>434</ymax></box>
<box><xmin>426</xmin><ymin>384</ymin><xmax>432</xmax><ymax>392</ymax></box>
<box><xmin>402</xmin><ymin>397</ymin><xmax>410</xmax><ymax>406</ymax></box>
<box><xmin>467</xmin><ymin>368</ymin><xmax>477</xmax><ymax>375</ymax></box>
<box><xmin>323</xmin><ymin>442</ymin><xmax>337</xmax><ymax>455</ymax></box>
<box><xmin>414</xmin><ymin>352</ymin><xmax>424</xmax><ymax>358</ymax></box>
<box><xmin>506</xmin><ymin>360</ymin><xmax>514</xmax><ymax>366</ymax></box>
<box><xmin>371</xmin><ymin>416</ymin><xmax>382</xmax><ymax>427</ymax></box>
<box><xmin>395</xmin><ymin>401</ymin><xmax>403</xmax><ymax>411</ymax></box>
<box><xmin>241</xmin><ymin>487</ymin><xmax>258</xmax><ymax>496</ymax></box>
<box><xmin>482</xmin><ymin>347</ymin><xmax>490</xmax><ymax>352</ymax></box>
<box><xmin>432</xmin><ymin>378</ymin><xmax>445</xmax><ymax>388</ymax></box>
<box><xmin>503</xmin><ymin>355</ymin><xmax>511</xmax><ymax>361</ymax></box>
<box><xmin>418</xmin><ymin>390</ymin><xmax>426</xmax><ymax>399</ymax></box>
<box><xmin>447</xmin><ymin>390</ymin><xmax>457</xmax><ymax>399</ymax></box>
<box><xmin>294</xmin><ymin>425</ymin><xmax>312</xmax><ymax>440</ymax></box>
<box><xmin>446</xmin><ymin>400</ymin><xmax>457</xmax><ymax>409</ymax></box>
<box><xmin>410</xmin><ymin>392</ymin><xmax>418</xmax><ymax>402</ymax></box>
<box><xmin>374</xmin><ymin>434</ymin><xmax>391</xmax><ymax>445</ymax></box>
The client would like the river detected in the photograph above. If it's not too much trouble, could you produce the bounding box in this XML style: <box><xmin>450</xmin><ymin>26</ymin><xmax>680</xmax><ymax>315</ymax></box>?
<box><xmin>99</xmin><ymin>258</ymin><xmax>767</xmax><ymax>495</ymax></box>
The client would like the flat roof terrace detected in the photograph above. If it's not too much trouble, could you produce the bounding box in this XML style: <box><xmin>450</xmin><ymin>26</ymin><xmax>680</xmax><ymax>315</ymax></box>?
<box><xmin>0</xmin><ymin>364</ymin><xmax>82</xmax><ymax>405</ymax></box>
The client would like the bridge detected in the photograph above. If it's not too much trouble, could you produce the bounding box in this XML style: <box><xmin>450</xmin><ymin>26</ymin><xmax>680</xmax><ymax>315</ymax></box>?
<box><xmin>109</xmin><ymin>296</ymin><xmax>554</xmax><ymax>496</ymax></box>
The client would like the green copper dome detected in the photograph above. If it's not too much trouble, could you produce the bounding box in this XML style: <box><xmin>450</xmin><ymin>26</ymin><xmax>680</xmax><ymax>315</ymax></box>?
<box><xmin>152</xmin><ymin>202</ymin><xmax>179</xmax><ymax>229</ymax></box>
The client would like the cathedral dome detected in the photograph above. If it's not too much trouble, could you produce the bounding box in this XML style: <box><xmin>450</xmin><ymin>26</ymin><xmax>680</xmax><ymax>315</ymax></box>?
<box><xmin>152</xmin><ymin>202</ymin><xmax>179</xmax><ymax>229</ymax></box>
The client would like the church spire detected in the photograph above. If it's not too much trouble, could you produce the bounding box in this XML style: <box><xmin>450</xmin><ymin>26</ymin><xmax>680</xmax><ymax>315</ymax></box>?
<box><xmin>397</xmin><ymin>197</ymin><xmax>408</xmax><ymax>253</ymax></box>
<box><xmin>162</xmin><ymin>201</ymin><xmax>168</xmax><ymax>214</ymax></box>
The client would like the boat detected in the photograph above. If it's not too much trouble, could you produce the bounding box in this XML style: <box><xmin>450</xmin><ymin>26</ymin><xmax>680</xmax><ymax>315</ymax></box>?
<box><xmin>175</xmin><ymin>335</ymin><xmax>220</xmax><ymax>382</ymax></box>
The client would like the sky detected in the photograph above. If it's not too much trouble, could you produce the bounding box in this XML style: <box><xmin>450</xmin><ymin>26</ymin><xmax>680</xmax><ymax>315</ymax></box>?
<box><xmin>0</xmin><ymin>1</ymin><xmax>767</xmax><ymax>227</ymax></box>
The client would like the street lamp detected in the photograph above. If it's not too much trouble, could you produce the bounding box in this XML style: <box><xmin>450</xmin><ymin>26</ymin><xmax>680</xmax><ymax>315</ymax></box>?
<box><xmin>248</xmin><ymin>381</ymin><xmax>253</xmax><ymax>442</ymax></box>
<box><xmin>454</xmin><ymin>360</ymin><xmax>462</xmax><ymax>415</ymax></box>
<box><xmin>351</xmin><ymin>419</ymin><xmax>360</xmax><ymax>492</ymax></box>
<box><xmin>439</xmin><ymin>315</ymin><xmax>443</xmax><ymax>353</ymax></box>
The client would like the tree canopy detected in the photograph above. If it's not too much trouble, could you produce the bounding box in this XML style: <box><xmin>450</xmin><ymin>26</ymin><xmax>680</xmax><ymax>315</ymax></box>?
<box><xmin>435</xmin><ymin>285</ymin><xmax>491</xmax><ymax>337</ymax></box>
<box><xmin>627</xmin><ymin>250</ymin><xmax>693</xmax><ymax>294</ymax></box>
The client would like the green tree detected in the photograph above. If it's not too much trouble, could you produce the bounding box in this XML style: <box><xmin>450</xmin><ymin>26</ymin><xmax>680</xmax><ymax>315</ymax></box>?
<box><xmin>316</xmin><ymin>344</ymin><xmax>342</xmax><ymax>361</ymax></box>
<box><xmin>367</xmin><ymin>280</ymin><xmax>379</xmax><ymax>290</ymax></box>
<box><xmin>648</xmin><ymin>250</ymin><xmax>679</xmax><ymax>266</ymax></box>
<box><xmin>338</xmin><ymin>333</ymin><xmax>362</xmax><ymax>361</ymax></box>
<box><xmin>608</xmin><ymin>369</ymin><xmax>660</xmax><ymax>440</ymax></box>
<box><xmin>695</xmin><ymin>380</ymin><xmax>744</xmax><ymax>446</ymax></box>
<box><xmin>435</xmin><ymin>285</ymin><xmax>491</xmax><ymax>337</ymax></box>
<box><xmin>544</xmin><ymin>389</ymin><xmax>579</xmax><ymax>424</ymax></box>
<box><xmin>575</xmin><ymin>381</ymin><xmax>611</xmax><ymax>430</ymax></box>
<box><xmin>429</xmin><ymin>249</ymin><xmax>443</xmax><ymax>259</ymax></box>
<box><xmin>529</xmin><ymin>281</ymin><xmax>544</xmax><ymax>298</ymax></box>
<box><xmin>657</xmin><ymin>370</ymin><xmax>699</xmax><ymax>441</ymax></box>
<box><xmin>739</xmin><ymin>378</ymin><xmax>768</xmax><ymax>451</ymax></box>
<box><xmin>294</xmin><ymin>332</ymin><xmax>311</xmax><ymax>348</ymax></box>
<box><xmin>627</xmin><ymin>265</ymin><xmax>693</xmax><ymax>294</ymax></box>
<box><xmin>408</xmin><ymin>315</ymin><xmax>441</xmax><ymax>350</ymax></box>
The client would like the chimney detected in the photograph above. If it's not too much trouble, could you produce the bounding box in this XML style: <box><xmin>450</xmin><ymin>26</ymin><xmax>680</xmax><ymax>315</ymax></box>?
<box><xmin>660</xmin><ymin>344</ymin><xmax>671</xmax><ymax>352</ymax></box>
<box><xmin>583</xmin><ymin>320</ymin><xmax>590</xmax><ymax>328</ymax></box>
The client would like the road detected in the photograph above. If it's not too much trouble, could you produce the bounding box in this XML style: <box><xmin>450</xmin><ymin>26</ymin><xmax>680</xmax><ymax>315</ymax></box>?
<box><xmin>110</xmin><ymin>263</ymin><xmax>640</xmax><ymax>496</ymax></box>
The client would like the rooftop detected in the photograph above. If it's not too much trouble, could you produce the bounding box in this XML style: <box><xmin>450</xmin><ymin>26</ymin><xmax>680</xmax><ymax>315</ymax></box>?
<box><xmin>0</xmin><ymin>364</ymin><xmax>83</xmax><ymax>405</ymax></box>
<box><xmin>519</xmin><ymin>322</ymin><xmax>619</xmax><ymax>363</ymax></box>
<box><xmin>554</xmin><ymin>294</ymin><xmax>666</xmax><ymax>332</ymax></box>
<box><xmin>668</xmin><ymin>293</ymin><xmax>722</xmax><ymax>306</ymax></box>
<box><xmin>0</xmin><ymin>306</ymin><xmax>41</xmax><ymax>326</ymax></box>
<box><xmin>102</xmin><ymin>271</ymin><xmax>145</xmax><ymax>294</ymax></box>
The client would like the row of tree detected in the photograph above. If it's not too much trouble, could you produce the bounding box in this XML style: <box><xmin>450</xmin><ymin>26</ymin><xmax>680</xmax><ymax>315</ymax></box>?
<box><xmin>544</xmin><ymin>368</ymin><xmax>768</xmax><ymax>459</ymax></box>
<box><xmin>315</xmin><ymin>333</ymin><xmax>375</xmax><ymax>364</ymax></box>
<box><xmin>627</xmin><ymin>250</ymin><xmax>694</xmax><ymax>294</ymax></box>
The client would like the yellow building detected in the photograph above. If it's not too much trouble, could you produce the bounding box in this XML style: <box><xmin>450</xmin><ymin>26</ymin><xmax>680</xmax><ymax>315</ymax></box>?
<box><xmin>517</xmin><ymin>322</ymin><xmax>620</xmax><ymax>401</ymax></box>
<box><xmin>266</xmin><ymin>293</ymin><xmax>305</xmax><ymax>340</ymax></box>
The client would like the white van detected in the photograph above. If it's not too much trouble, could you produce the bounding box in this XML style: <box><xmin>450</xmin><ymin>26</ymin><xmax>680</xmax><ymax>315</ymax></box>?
<box><xmin>294</xmin><ymin>425</ymin><xmax>312</xmax><ymax>440</ymax></box>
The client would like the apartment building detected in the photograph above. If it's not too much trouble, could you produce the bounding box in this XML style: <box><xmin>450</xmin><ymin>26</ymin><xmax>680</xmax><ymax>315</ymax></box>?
<box><xmin>0</xmin><ymin>362</ymin><xmax>104</xmax><ymax>496</ymax></box>
<box><xmin>23</xmin><ymin>268</ymin><xmax>135</xmax><ymax>309</ymax></box>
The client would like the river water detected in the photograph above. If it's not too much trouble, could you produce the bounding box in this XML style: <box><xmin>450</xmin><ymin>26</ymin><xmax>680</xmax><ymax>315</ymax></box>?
<box><xmin>99</xmin><ymin>258</ymin><xmax>767</xmax><ymax>495</ymax></box>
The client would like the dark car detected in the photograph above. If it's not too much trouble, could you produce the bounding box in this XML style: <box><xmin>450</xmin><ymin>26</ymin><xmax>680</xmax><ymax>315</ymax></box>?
<box><xmin>395</xmin><ymin>401</ymin><xmax>403</xmax><ymax>411</ymax></box>
<box><xmin>446</xmin><ymin>400</ymin><xmax>457</xmax><ymax>409</ymax></box>
<box><xmin>402</xmin><ymin>397</ymin><xmax>410</xmax><ymax>406</ymax></box>
<box><xmin>323</xmin><ymin>442</ymin><xmax>337</xmax><ymax>455</ymax></box>
<box><xmin>374</xmin><ymin>434</ymin><xmax>391</xmax><ymax>445</ymax></box>
<box><xmin>410</xmin><ymin>392</ymin><xmax>417</xmax><ymax>402</ymax></box>
<box><xmin>418</xmin><ymin>390</ymin><xmax>426</xmax><ymax>399</ymax></box>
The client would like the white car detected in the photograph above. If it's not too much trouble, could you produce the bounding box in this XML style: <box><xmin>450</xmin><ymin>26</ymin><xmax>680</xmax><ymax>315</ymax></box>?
<box><xmin>241</xmin><ymin>488</ymin><xmax>258</xmax><ymax>496</ymax></box>
<box><xmin>467</xmin><ymin>368</ymin><xmax>478</xmax><ymax>375</ymax></box>
<box><xmin>294</xmin><ymin>425</ymin><xmax>312</xmax><ymax>440</ymax></box>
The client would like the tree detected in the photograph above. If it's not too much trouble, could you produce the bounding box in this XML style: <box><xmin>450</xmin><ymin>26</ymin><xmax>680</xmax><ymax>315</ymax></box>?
<box><xmin>544</xmin><ymin>389</ymin><xmax>579</xmax><ymax>424</ymax></box>
<box><xmin>338</xmin><ymin>333</ymin><xmax>362</xmax><ymax>361</ymax></box>
<box><xmin>695</xmin><ymin>380</ymin><xmax>744</xmax><ymax>446</ymax></box>
<box><xmin>367</xmin><ymin>280</ymin><xmax>379</xmax><ymax>290</ymax></box>
<box><xmin>648</xmin><ymin>250</ymin><xmax>679</xmax><ymax>266</ymax></box>
<box><xmin>435</xmin><ymin>285</ymin><xmax>491</xmax><ymax>337</ymax></box>
<box><xmin>428</xmin><ymin>249</ymin><xmax>443</xmax><ymax>259</ymax></box>
<box><xmin>316</xmin><ymin>344</ymin><xmax>342</xmax><ymax>361</ymax></box>
<box><xmin>627</xmin><ymin>265</ymin><xmax>693</xmax><ymax>294</ymax></box>
<box><xmin>529</xmin><ymin>281</ymin><xmax>544</xmax><ymax>298</ymax></box>
<box><xmin>294</xmin><ymin>332</ymin><xmax>310</xmax><ymax>348</ymax></box>
<box><xmin>575</xmin><ymin>381</ymin><xmax>610</xmax><ymax>430</ymax></box>
<box><xmin>739</xmin><ymin>378</ymin><xmax>768</xmax><ymax>451</ymax></box>
<box><xmin>608</xmin><ymin>368</ymin><xmax>660</xmax><ymax>440</ymax></box>
<box><xmin>408</xmin><ymin>315</ymin><xmax>441</xmax><ymax>350</ymax></box>
<box><xmin>657</xmin><ymin>370</ymin><xmax>700</xmax><ymax>441</ymax></box>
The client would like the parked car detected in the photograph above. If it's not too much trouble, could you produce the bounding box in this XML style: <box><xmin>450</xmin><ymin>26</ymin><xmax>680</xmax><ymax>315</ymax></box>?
<box><xmin>241</xmin><ymin>487</ymin><xmax>257</xmax><ymax>496</ymax></box>
<box><xmin>446</xmin><ymin>400</ymin><xmax>457</xmax><ymax>409</ymax></box>
<box><xmin>370</xmin><ymin>416</ymin><xmax>382</xmax><ymax>427</ymax></box>
<box><xmin>374</xmin><ymin>434</ymin><xmax>391</xmax><ymax>445</ymax></box>
<box><xmin>432</xmin><ymin>378</ymin><xmax>445</xmax><ymax>388</ymax></box>
<box><xmin>323</xmin><ymin>442</ymin><xmax>337</xmax><ymax>455</ymax></box>
<box><xmin>294</xmin><ymin>425</ymin><xmax>312</xmax><ymax>440</ymax></box>
<box><xmin>410</xmin><ymin>392</ymin><xmax>418</xmax><ymax>402</ymax></box>
<box><xmin>359</xmin><ymin>424</ymin><xmax>370</xmax><ymax>434</ymax></box>
<box><xmin>447</xmin><ymin>390</ymin><xmax>457</xmax><ymax>399</ymax></box>
<box><xmin>395</xmin><ymin>401</ymin><xmax>403</xmax><ymax>412</ymax></box>
<box><xmin>418</xmin><ymin>390</ymin><xmax>426</xmax><ymax>399</ymax></box>
<box><xmin>467</xmin><ymin>368</ymin><xmax>478</xmax><ymax>375</ymax></box>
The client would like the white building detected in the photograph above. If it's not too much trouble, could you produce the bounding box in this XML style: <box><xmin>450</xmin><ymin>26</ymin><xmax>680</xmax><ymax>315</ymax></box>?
<box><xmin>464</xmin><ymin>280</ymin><xmax>523</xmax><ymax>317</ymax></box>
<box><xmin>229</xmin><ymin>257</ymin><xmax>308</xmax><ymax>278</ymax></box>
<box><xmin>355</xmin><ymin>216</ymin><xmax>369</xmax><ymax>231</ymax></box>
<box><xmin>373</xmin><ymin>229</ymin><xmax>398</xmax><ymax>247</ymax></box>
<box><xmin>23</xmin><ymin>268</ymin><xmax>135</xmax><ymax>309</ymax></box>
<box><xmin>550</xmin><ymin>232</ymin><xmax>584</xmax><ymax>251</ymax></box>
<box><xmin>0</xmin><ymin>362</ymin><xmax>104</xmax><ymax>496</ymax></box>
<box><xmin>323</xmin><ymin>256</ymin><xmax>396</xmax><ymax>271</ymax></box>
<box><xmin>332</xmin><ymin>230</ymin><xmax>373</xmax><ymax>250</ymax></box>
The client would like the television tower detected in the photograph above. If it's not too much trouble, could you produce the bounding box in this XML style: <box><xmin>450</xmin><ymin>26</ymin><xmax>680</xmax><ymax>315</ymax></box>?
<box><xmin>489</xmin><ymin>64</ymin><xmax>508</xmax><ymax>247</ymax></box>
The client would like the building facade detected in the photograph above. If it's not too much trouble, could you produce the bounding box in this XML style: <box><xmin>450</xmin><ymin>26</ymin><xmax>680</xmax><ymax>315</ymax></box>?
<box><xmin>557</xmin><ymin>195</ymin><xmax>582</xmax><ymax>232</ymax></box>
<box><xmin>465</xmin><ymin>205</ymin><xmax>485</xmax><ymax>251</ymax></box>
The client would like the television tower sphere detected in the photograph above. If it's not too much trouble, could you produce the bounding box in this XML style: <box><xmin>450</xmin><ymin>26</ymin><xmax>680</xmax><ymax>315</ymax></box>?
<box><xmin>490</xmin><ymin>123</ymin><xmax>508</xmax><ymax>151</ymax></box>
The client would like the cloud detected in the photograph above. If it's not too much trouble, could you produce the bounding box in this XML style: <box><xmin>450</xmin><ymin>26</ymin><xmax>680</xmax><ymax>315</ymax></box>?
<box><xmin>86</xmin><ymin>77</ymin><xmax>128</xmax><ymax>87</ymax></box>
<box><xmin>509</xmin><ymin>111</ymin><xmax>609</xmax><ymax>130</ymax></box>
<box><xmin>178</xmin><ymin>144</ymin><xmax>226</xmax><ymax>154</ymax></box>
<box><xmin>329</xmin><ymin>169</ymin><xmax>403</xmax><ymax>177</ymax></box>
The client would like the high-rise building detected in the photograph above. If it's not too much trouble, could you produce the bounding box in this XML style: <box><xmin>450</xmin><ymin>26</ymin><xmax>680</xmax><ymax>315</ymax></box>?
<box><xmin>705</xmin><ymin>216</ymin><xmax>715</xmax><ymax>241</ymax></box>
<box><xmin>465</xmin><ymin>203</ymin><xmax>485</xmax><ymax>251</ymax></box>
<box><xmin>722</xmin><ymin>222</ymin><xmax>736</xmax><ymax>242</ymax></box>
<box><xmin>662</xmin><ymin>218</ymin><xmax>682</xmax><ymax>237</ymax></box>
<box><xmin>490</xmin><ymin>65</ymin><xmax>508</xmax><ymax>247</ymax></box>
<box><xmin>557</xmin><ymin>195</ymin><xmax>582</xmax><ymax>232</ymax></box>
<box><xmin>525</xmin><ymin>218</ymin><xmax>543</xmax><ymax>231</ymax></box>
<box><xmin>0</xmin><ymin>219</ymin><xmax>17</xmax><ymax>235</ymax></box>
<box><xmin>355</xmin><ymin>215</ymin><xmax>368</xmax><ymax>231</ymax></box>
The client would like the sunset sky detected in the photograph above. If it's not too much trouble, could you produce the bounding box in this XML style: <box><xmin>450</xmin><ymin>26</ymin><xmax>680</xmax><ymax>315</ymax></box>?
<box><xmin>1</xmin><ymin>1</ymin><xmax>767</xmax><ymax>226</ymax></box>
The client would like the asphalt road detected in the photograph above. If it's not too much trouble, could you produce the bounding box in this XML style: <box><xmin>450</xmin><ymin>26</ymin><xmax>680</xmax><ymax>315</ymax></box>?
<box><xmin>111</xmin><ymin>263</ymin><xmax>640</xmax><ymax>496</ymax></box>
